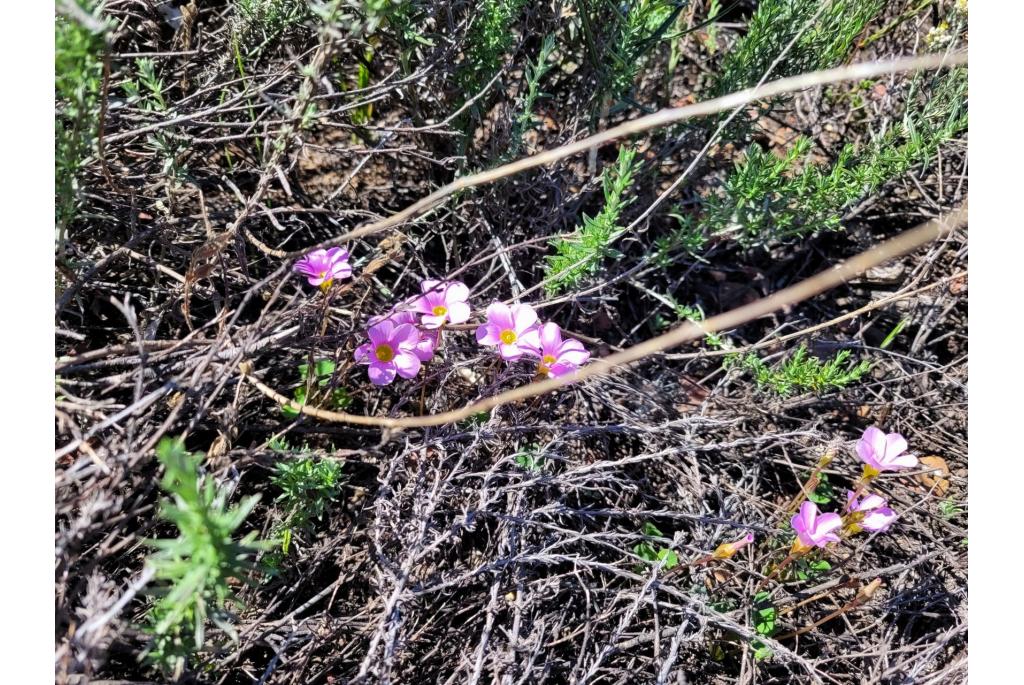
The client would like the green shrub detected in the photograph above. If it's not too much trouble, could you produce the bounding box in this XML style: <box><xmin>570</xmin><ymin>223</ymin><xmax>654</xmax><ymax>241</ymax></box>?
<box><xmin>271</xmin><ymin>457</ymin><xmax>345</xmax><ymax>552</ymax></box>
<box><xmin>544</xmin><ymin>146</ymin><xmax>641</xmax><ymax>296</ymax></box>
<box><xmin>144</xmin><ymin>439</ymin><xmax>266</xmax><ymax>677</ymax></box>
<box><xmin>727</xmin><ymin>344</ymin><xmax>871</xmax><ymax>397</ymax></box>
<box><xmin>55</xmin><ymin>0</ymin><xmax>107</xmax><ymax>244</ymax></box>
<box><xmin>700</xmin><ymin>68</ymin><xmax>967</xmax><ymax>245</ymax></box>
<box><xmin>714</xmin><ymin>0</ymin><xmax>884</xmax><ymax>97</ymax></box>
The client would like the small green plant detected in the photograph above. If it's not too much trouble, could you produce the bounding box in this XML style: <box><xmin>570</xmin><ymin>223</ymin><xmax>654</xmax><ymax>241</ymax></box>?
<box><xmin>271</xmin><ymin>457</ymin><xmax>345</xmax><ymax>553</ymax></box>
<box><xmin>233</xmin><ymin>0</ymin><xmax>308</xmax><ymax>59</ymax></box>
<box><xmin>122</xmin><ymin>58</ymin><xmax>167</xmax><ymax>111</ymax></box>
<box><xmin>792</xmin><ymin>557</ymin><xmax>831</xmax><ymax>581</ymax></box>
<box><xmin>653</xmin><ymin>211</ymin><xmax>710</xmax><ymax>263</ymax></box>
<box><xmin>807</xmin><ymin>473</ymin><xmax>837</xmax><ymax>506</ymax></box>
<box><xmin>544</xmin><ymin>146</ymin><xmax>641</xmax><ymax>296</ymax></box>
<box><xmin>728</xmin><ymin>344</ymin><xmax>871</xmax><ymax>397</ymax></box>
<box><xmin>55</xmin><ymin>0</ymin><xmax>107</xmax><ymax>245</ymax></box>
<box><xmin>283</xmin><ymin>359</ymin><xmax>352</xmax><ymax>419</ymax></box>
<box><xmin>751</xmin><ymin>590</ymin><xmax>777</xmax><ymax>661</ymax></box>
<box><xmin>674</xmin><ymin>303</ymin><xmax>725</xmax><ymax>348</ymax></box>
<box><xmin>144</xmin><ymin>439</ymin><xmax>266</xmax><ymax>677</ymax></box>
<box><xmin>714</xmin><ymin>0</ymin><xmax>884</xmax><ymax>98</ymax></box>
<box><xmin>633</xmin><ymin>522</ymin><xmax>679</xmax><ymax>570</ymax></box>
<box><xmin>701</xmin><ymin>68</ymin><xmax>967</xmax><ymax>245</ymax></box>
<box><xmin>939</xmin><ymin>497</ymin><xmax>964</xmax><ymax>520</ymax></box>
<box><xmin>512</xmin><ymin>445</ymin><xmax>545</xmax><ymax>472</ymax></box>
<box><xmin>507</xmin><ymin>34</ymin><xmax>557</xmax><ymax>157</ymax></box>
<box><xmin>348</xmin><ymin>47</ymin><xmax>376</xmax><ymax>127</ymax></box>
<box><xmin>458</xmin><ymin>0</ymin><xmax>528</xmax><ymax>94</ymax></box>
<box><xmin>588</xmin><ymin>0</ymin><xmax>680</xmax><ymax>105</ymax></box>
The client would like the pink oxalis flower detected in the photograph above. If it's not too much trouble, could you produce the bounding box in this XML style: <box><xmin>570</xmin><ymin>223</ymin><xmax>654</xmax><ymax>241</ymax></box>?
<box><xmin>476</xmin><ymin>302</ymin><xmax>539</xmax><ymax>361</ymax></box>
<box><xmin>856</xmin><ymin>426</ymin><xmax>917</xmax><ymax>474</ymax></box>
<box><xmin>369</xmin><ymin>311</ymin><xmax>437</xmax><ymax>362</ymax></box>
<box><xmin>520</xmin><ymin>322</ymin><xmax>590</xmax><ymax>377</ymax></box>
<box><xmin>414</xmin><ymin>280</ymin><xmax>471</xmax><ymax>329</ymax></box>
<box><xmin>712</xmin><ymin>532</ymin><xmax>755</xmax><ymax>560</ymax></box>
<box><xmin>294</xmin><ymin>247</ymin><xmax>352</xmax><ymax>289</ymax></box>
<box><xmin>354</xmin><ymin>320</ymin><xmax>423</xmax><ymax>386</ymax></box>
<box><xmin>790</xmin><ymin>501</ymin><xmax>842</xmax><ymax>551</ymax></box>
<box><xmin>845</xmin><ymin>491</ymin><xmax>897</xmax><ymax>533</ymax></box>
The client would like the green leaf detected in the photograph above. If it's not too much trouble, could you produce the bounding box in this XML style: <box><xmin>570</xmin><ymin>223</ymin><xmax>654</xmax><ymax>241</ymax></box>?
<box><xmin>642</xmin><ymin>522</ymin><xmax>664</xmax><ymax>537</ymax></box>
<box><xmin>633</xmin><ymin>542</ymin><xmax>658</xmax><ymax>563</ymax></box>
<box><xmin>753</xmin><ymin>640</ymin><xmax>773</xmax><ymax>661</ymax></box>
<box><xmin>808</xmin><ymin>474</ymin><xmax>835</xmax><ymax>504</ymax></box>
<box><xmin>282</xmin><ymin>386</ymin><xmax>307</xmax><ymax>419</ymax></box>
<box><xmin>657</xmin><ymin>547</ymin><xmax>680</xmax><ymax>569</ymax></box>
<box><xmin>752</xmin><ymin>592</ymin><xmax>777</xmax><ymax>636</ymax></box>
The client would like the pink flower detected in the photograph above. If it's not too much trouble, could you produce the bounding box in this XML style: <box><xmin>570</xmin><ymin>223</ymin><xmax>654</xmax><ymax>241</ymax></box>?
<box><xmin>712</xmin><ymin>532</ymin><xmax>756</xmax><ymax>560</ymax></box>
<box><xmin>294</xmin><ymin>247</ymin><xmax>352</xmax><ymax>288</ymax></box>
<box><xmin>475</xmin><ymin>302</ymin><xmax>539</xmax><ymax>361</ymax></box>
<box><xmin>846</xmin><ymin>491</ymin><xmax>897</xmax><ymax>533</ymax></box>
<box><xmin>856</xmin><ymin>426</ymin><xmax>917</xmax><ymax>473</ymax></box>
<box><xmin>791</xmin><ymin>501</ymin><xmax>842</xmax><ymax>551</ymax></box>
<box><xmin>354</xmin><ymin>320</ymin><xmax>422</xmax><ymax>385</ymax></box>
<box><xmin>519</xmin><ymin>322</ymin><xmax>590</xmax><ymax>377</ymax></box>
<box><xmin>413</xmin><ymin>280</ymin><xmax>471</xmax><ymax>329</ymax></box>
<box><xmin>369</xmin><ymin>310</ymin><xmax>437</xmax><ymax>362</ymax></box>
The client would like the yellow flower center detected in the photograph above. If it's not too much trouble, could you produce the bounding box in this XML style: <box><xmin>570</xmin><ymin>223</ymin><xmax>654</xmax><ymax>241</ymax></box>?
<box><xmin>500</xmin><ymin>330</ymin><xmax>517</xmax><ymax>345</ymax></box>
<box><xmin>374</xmin><ymin>344</ymin><xmax>395</xmax><ymax>362</ymax></box>
<box><xmin>432</xmin><ymin>305</ymin><xmax>448</xmax><ymax>317</ymax></box>
<box><xmin>541</xmin><ymin>354</ymin><xmax>557</xmax><ymax>366</ymax></box>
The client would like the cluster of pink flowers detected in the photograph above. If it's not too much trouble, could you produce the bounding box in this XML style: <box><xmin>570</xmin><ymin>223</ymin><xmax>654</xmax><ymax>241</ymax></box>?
<box><xmin>476</xmin><ymin>302</ymin><xmax>590</xmax><ymax>378</ymax></box>
<box><xmin>294</xmin><ymin>248</ymin><xmax>594</xmax><ymax>388</ymax></box>
<box><xmin>354</xmin><ymin>280</ymin><xmax>470</xmax><ymax>386</ymax></box>
<box><xmin>790</xmin><ymin>426</ymin><xmax>916</xmax><ymax>553</ymax></box>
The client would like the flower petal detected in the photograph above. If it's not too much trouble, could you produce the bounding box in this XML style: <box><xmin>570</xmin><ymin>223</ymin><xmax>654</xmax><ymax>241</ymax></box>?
<box><xmin>414</xmin><ymin>338</ymin><xmax>435</xmax><ymax>362</ymax></box>
<box><xmin>511</xmin><ymin>304</ymin><xmax>538</xmax><ymax>332</ymax></box>
<box><xmin>518</xmin><ymin>328</ymin><xmax>542</xmax><ymax>356</ymax></box>
<box><xmin>558</xmin><ymin>340</ymin><xmax>590</xmax><ymax>366</ymax></box>
<box><xmin>548</xmin><ymin>362</ymin><xmax>578</xmax><ymax>378</ymax></box>
<box><xmin>884</xmin><ymin>433</ymin><xmax>909</xmax><ymax>461</ymax></box>
<box><xmin>798</xmin><ymin>500</ymin><xmax>818</xmax><ymax>531</ymax></box>
<box><xmin>886</xmin><ymin>453</ymin><xmax>919</xmax><ymax>470</ymax></box>
<box><xmin>368</xmin><ymin>362</ymin><xmax>396</xmax><ymax>386</ymax></box>
<box><xmin>421</xmin><ymin>314</ymin><xmax>446</xmax><ymax>329</ymax></box>
<box><xmin>368</xmin><ymin>320</ymin><xmax>394</xmax><ymax>346</ymax></box>
<box><xmin>498</xmin><ymin>343</ymin><xmax>523</xmax><ymax>361</ymax></box>
<box><xmin>476</xmin><ymin>324</ymin><xmax>500</xmax><ymax>346</ymax></box>
<box><xmin>814</xmin><ymin>512</ymin><xmax>843</xmax><ymax>536</ymax></box>
<box><xmin>354</xmin><ymin>343</ymin><xmax>372</xmax><ymax>363</ymax></box>
<box><xmin>539</xmin><ymin>322</ymin><xmax>562</xmax><ymax>351</ymax></box>
<box><xmin>861</xmin><ymin>508</ymin><xmax>897</xmax><ymax>532</ymax></box>
<box><xmin>445</xmin><ymin>281</ymin><xmax>470</xmax><ymax>303</ymax></box>
<box><xmin>392</xmin><ymin>323</ymin><xmax>421</xmax><ymax>349</ymax></box>
<box><xmin>486</xmin><ymin>302</ymin><xmax>514</xmax><ymax>330</ymax></box>
<box><xmin>394</xmin><ymin>351</ymin><xmax>422</xmax><ymax>379</ymax></box>
<box><xmin>860</xmin><ymin>494</ymin><xmax>887</xmax><ymax>511</ymax></box>
<box><xmin>326</xmin><ymin>247</ymin><xmax>349</xmax><ymax>264</ymax></box>
<box><xmin>331</xmin><ymin>262</ymin><xmax>353</xmax><ymax>280</ymax></box>
<box><xmin>446</xmin><ymin>300</ymin><xmax>471</xmax><ymax>325</ymax></box>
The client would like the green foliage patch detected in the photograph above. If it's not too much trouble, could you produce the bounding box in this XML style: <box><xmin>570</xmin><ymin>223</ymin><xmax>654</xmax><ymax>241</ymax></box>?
<box><xmin>728</xmin><ymin>344</ymin><xmax>871</xmax><ymax>397</ymax></box>
<box><xmin>144</xmin><ymin>439</ymin><xmax>266</xmax><ymax>677</ymax></box>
